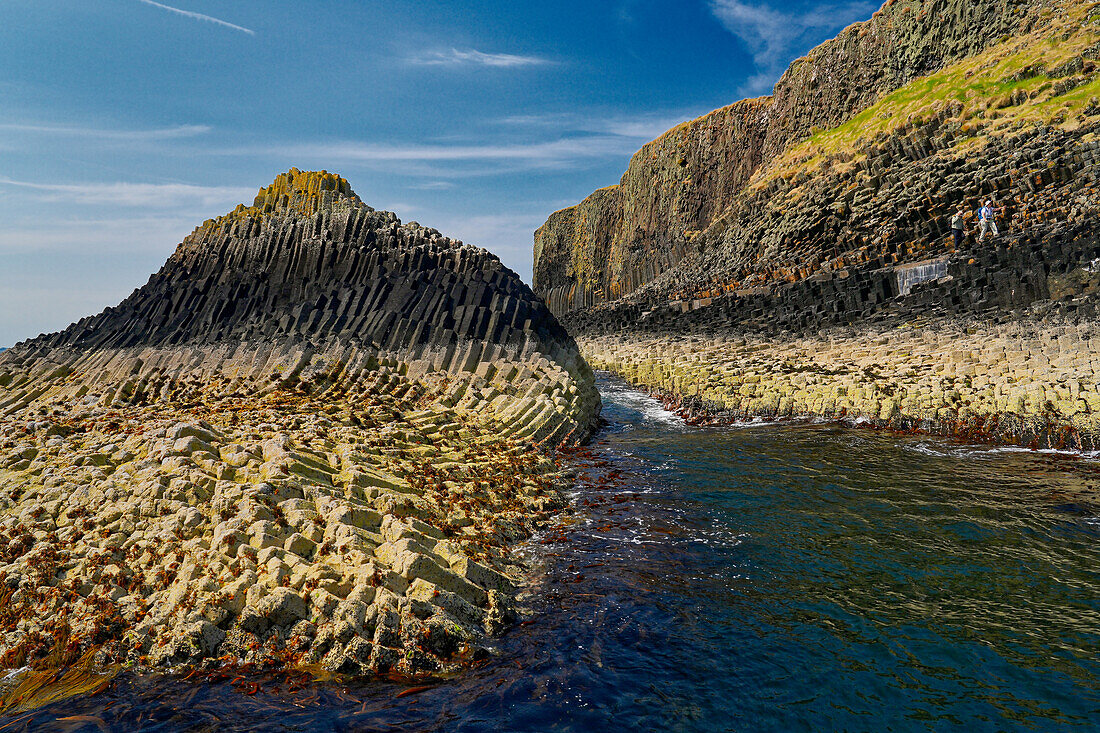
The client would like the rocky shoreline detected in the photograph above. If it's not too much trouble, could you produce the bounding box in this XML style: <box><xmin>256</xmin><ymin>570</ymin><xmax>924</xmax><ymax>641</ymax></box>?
<box><xmin>581</xmin><ymin>306</ymin><xmax>1100</xmax><ymax>451</ymax></box>
<box><xmin>0</xmin><ymin>365</ymin><xmax>572</xmax><ymax>678</ymax></box>
<box><xmin>0</xmin><ymin>170</ymin><xmax>600</xmax><ymax>694</ymax></box>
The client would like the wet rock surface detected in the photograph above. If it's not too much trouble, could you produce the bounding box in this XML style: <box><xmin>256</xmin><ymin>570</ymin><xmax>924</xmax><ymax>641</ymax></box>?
<box><xmin>569</xmin><ymin>217</ymin><xmax>1100</xmax><ymax>449</ymax></box>
<box><xmin>0</xmin><ymin>169</ymin><xmax>599</xmax><ymax>678</ymax></box>
<box><xmin>583</xmin><ymin>305</ymin><xmax>1100</xmax><ymax>451</ymax></box>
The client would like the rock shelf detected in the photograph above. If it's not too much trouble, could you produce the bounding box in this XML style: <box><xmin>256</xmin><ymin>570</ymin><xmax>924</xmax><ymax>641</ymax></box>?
<box><xmin>582</xmin><ymin>307</ymin><xmax>1100</xmax><ymax>451</ymax></box>
<box><xmin>0</xmin><ymin>169</ymin><xmax>600</xmax><ymax>680</ymax></box>
<box><xmin>531</xmin><ymin>0</ymin><xmax>1100</xmax><ymax>453</ymax></box>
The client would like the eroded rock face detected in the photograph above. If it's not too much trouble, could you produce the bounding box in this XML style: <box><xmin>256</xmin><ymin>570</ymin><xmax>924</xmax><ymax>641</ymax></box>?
<box><xmin>0</xmin><ymin>169</ymin><xmax>599</xmax><ymax>677</ymax></box>
<box><xmin>533</xmin><ymin>0</ymin><xmax>1050</xmax><ymax>315</ymax></box>
<box><xmin>534</xmin><ymin>0</ymin><xmax>1100</xmax><ymax>450</ymax></box>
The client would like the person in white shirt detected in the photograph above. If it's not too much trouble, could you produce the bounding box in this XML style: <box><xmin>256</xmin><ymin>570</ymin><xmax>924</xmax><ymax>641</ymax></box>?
<box><xmin>951</xmin><ymin>206</ymin><xmax>966</xmax><ymax>249</ymax></box>
<box><xmin>978</xmin><ymin>200</ymin><xmax>999</xmax><ymax>242</ymax></box>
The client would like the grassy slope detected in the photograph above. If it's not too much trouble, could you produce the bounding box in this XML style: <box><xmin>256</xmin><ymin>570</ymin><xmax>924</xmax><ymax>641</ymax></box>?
<box><xmin>752</xmin><ymin>0</ymin><xmax>1100</xmax><ymax>190</ymax></box>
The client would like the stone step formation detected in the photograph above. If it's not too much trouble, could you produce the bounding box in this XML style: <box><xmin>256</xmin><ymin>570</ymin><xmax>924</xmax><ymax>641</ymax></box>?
<box><xmin>0</xmin><ymin>169</ymin><xmax>600</xmax><ymax>680</ymax></box>
<box><xmin>533</xmin><ymin>0</ymin><xmax>1100</xmax><ymax>449</ymax></box>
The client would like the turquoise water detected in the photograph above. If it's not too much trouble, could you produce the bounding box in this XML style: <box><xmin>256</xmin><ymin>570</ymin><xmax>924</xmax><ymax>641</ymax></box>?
<box><xmin>3</xmin><ymin>375</ymin><xmax>1100</xmax><ymax>730</ymax></box>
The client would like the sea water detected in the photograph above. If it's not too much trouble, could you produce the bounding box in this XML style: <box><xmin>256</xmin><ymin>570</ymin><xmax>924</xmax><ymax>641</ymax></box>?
<box><xmin>3</xmin><ymin>374</ymin><xmax>1099</xmax><ymax>731</ymax></box>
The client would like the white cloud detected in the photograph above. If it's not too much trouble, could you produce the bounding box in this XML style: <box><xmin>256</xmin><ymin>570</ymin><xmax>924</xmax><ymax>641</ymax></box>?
<box><xmin>0</xmin><ymin>177</ymin><xmax>253</xmax><ymax>209</ymax></box>
<box><xmin>499</xmin><ymin>111</ymin><xmax>704</xmax><ymax>141</ymax></box>
<box><xmin>709</xmin><ymin>0</ymin><xmax>876</xmax><ymax>93</ymax></box>
<box><xmin>286</xmin><ymin>138</ymin><xmax>625</xmax><ymax>162</ymax></box>
<box><xmin>0</xmin><ymin>217</ymin><xmax>197</xmax><ymax>254</ymax></box>
<box><xmin>225</xmin><ymin>135</ymin><xmax>643</xmax><ymax>179</ymax></box>
<box><xmin>218</xmin><ymin>114</ymin><xmax>704</xmax><ymax>180</ymax></box>
<box><xmin>0</xmin><ymin>123</ymin><xmax>211</xmax><ymax>141</ymax></box>
<box><xmin>407</xmin><ymin>48</ymin><xmax>549</xmax><ymax>68</ymax></box>
<box><xmin>409</xmin><ymin>181</ymin><xmax>456</xmax><ymax>191</ymax></box>
<box><xmin>596</xmin><ymin>117</ymin><xmax>691</xmax><ymax>139</ymax></box>
<box><xmin>135</xmin><ymin>0</ymin><xmax>255</xmax><ymax>35</ymax></box>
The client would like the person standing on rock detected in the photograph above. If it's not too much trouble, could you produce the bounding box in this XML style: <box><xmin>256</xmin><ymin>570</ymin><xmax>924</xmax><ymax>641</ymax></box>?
<box><xmin>951</xmin><ymin>207</ymin><xmax>966</xmax><ymax>249</ymax></box>
<box><xmin>978</xmin><ymin>200</ymin><xmax>999</xmax><ymax>242</ymax></box>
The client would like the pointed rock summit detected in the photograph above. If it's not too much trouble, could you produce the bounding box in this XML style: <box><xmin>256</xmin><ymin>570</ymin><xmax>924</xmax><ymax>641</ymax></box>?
<box><xmin>7</xmin><ymin>168</ymin><xmax>598</xmax><ymax>446</ymax></box>
<box><xmin>251</xmin><ymin>167</ymin><xmax>361</xmax><ymax>217</ymax></box>
<box><xmin>0</xmin><ymin>170</ymin><xmax>598</xmax><ymax>680</ymax></box>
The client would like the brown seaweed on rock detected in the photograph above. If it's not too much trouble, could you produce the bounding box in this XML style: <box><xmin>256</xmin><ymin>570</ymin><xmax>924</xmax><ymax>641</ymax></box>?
<box><xmin>0</xmin><ymin>169</ymin><xmax>600</xmax><ymax>690</ymax></box>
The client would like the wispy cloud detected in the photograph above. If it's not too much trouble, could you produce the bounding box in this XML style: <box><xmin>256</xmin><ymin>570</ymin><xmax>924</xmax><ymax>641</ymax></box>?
<box><xmin>0</xmin><ymin>178</ymin><xmax>253</xmax><ymax>208</ymax></box>
<box><xmin>291</xmin><ymin>138</ymin><xmax>625</xmax><ymax>162</ymax></box>
<box><xmin>498</xmin><ymin>111</ymin><xmax>704</xmax><ymax>141</ymax></box>
<box><xmin>234</xmin><ymin>135</ymin><xmax>643</xmax><ymax>179</ymax></box>
<box><xmin>407</xmin><ymin>48</ymin><xmax>550</xmax><ymax>68</ymax></box>
<box><xmin>709</xmin><ymin>0</ymin><xmax>876</xmax><ymax>94</ymax></box>
<box><xmin>0</xmin><ymin>122</ymin><xmax>211</xmax><ymax>141</ymax></box>
<box><xmin>221</xmin><ymin>111</ymin><xmax>702</xmax><ymax>180</ymax></box>
<box><xmin>0</xmin><ymin>217</ymin><xmax>198</xmax><ymax>254</ymax></box>
<box><xmin>409</xmin><ymin>181</ymin><xmax>456</xmax><ymax>191</ymax></box>
<box><xmin>135</xmin><ymin>0</ymin><xmax>255</xmax><ymax>36</ymax></box>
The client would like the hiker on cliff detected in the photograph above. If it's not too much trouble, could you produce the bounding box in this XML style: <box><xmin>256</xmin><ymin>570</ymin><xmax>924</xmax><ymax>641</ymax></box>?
<box><xmin>978</xmin><ymin>200</ymin><xmax>999</xmax><ymax>242</ymax></box>
<box><xmin>951</xmin><ymin>207</ymin><xmax>966</xmax><ymax>249</ymax></box>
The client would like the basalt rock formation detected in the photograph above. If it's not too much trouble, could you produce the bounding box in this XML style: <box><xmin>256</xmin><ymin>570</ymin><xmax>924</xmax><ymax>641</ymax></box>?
<box><xmin>535</xmin><ymin>0</ymin><xmax>1100</xmax><ymax>449</ymax></box>
<box><xmin>10</xmin><ymin>168</ymin><xmax>596</xmax><ymax>445</ymax></box>
<box><xmin>0</xmin><ymin>169</ymin><xmax>599</xmax><ymax>684</ymax></box>
<box><xmin>534</xmin><ymin>0</ymin><xmax>1068</xmax><ymax>313</ymax></box>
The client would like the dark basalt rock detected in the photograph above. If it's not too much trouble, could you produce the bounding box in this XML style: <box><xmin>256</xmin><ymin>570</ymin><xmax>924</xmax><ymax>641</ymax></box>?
<box><xmin>0</xmin><ymin>170</ymin><xmax>600</xmax><ymax>682</ymax></box>
<box><xmin>2</xmin><ymin>168</ymin><xmax>599</xmax><ymax>446</ymax></box>
<box><xmin>533</xmin><ymin>0</ymin><xmax>1055</xmax><ymax>317</ymax></box>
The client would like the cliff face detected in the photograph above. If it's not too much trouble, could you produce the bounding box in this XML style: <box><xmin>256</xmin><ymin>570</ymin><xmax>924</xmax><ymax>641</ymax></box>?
<box><xmin>534</xmin><ymin>102</ymin><xmax>771</xmax><ymax>312</ymax></box>
<box><xmin>5</xmin><ymin>167</ymin><xmax>597</xmax><ymax>445</ymax></box>
<box><xmin>0</xmin><ymin>170</ymin><xmax>599</xmax><ymax>683</ymax></box>
<box><xmin>533</xmin><ymin>0</ymin><xmax>1047</xmax><ymax>315</ymax></box>
<box><xmin>538</xmin><ymin>0</ymin><xmax>1100</xmax><ymax>453</ymax></box>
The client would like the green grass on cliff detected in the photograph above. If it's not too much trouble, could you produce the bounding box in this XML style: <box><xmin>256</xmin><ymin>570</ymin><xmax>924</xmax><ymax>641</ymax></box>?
<box><xmin>756</xmin><ymin>1</ymin><xmax>1100</xmax><ymax>188</ymax></box>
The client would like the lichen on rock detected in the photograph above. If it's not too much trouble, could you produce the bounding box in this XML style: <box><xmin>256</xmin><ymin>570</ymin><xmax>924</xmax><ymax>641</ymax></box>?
<box><xmin>0</xmin><ymin>169</ymin><xmax>600</xmax><ymax>680</ymax></box>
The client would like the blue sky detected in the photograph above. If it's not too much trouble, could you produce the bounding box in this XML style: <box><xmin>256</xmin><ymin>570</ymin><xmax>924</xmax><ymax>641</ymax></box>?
<box><xmin>0</xmin><ymin>0</ymin><xmax>877</xmax><ymax>346</ymax></box>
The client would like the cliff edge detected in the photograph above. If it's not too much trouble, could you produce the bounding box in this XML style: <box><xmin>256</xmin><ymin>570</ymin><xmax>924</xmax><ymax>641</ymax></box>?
<box><xmin>533</xmin><ymin>0</ymin><xmax>1057</xmax><ymax>313</ymax></box>
<box><xmin>535</xmin><ymin>0</ymin><xmax>1100</xmax><ymax>451</ymax></box>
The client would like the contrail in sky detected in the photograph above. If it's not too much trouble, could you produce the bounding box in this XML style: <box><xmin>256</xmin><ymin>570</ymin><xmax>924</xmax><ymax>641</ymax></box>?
<box><xmin>134</xmin><ymin>0</ymin><xmax>255</xmax><ymax>35</ymax></box>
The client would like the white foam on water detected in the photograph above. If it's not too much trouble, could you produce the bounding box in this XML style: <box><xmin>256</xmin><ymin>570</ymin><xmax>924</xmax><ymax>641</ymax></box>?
<box><xmin>908</xmin><ymin>443</ymin><xmax>952</xmax><ymax>457</ymax></box>
<box><xmin>720</xmin><ymin>417</ymin><xmax>788</xmax><ymax>430</ymax></box>
<box><xmin>601</xmin><ymin>385</ymin><xmax>685</xmax><ymax>427</ymax></box>
<box><xmin>906</xmin><ymin>441</ymin><xmax>1100</xmax><ymax>461</ymax></box>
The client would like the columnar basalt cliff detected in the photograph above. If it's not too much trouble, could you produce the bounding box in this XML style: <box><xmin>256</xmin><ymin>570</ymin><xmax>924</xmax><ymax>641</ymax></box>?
<box><xmin>534</xmin><ymin>0</ymin><xmax>1060</xmax><ymax>314</ymax></box>
<box><xmin>535</xmin><ymin>0</ymin><xmax>1100</xmax><ymax>450</ymax></box>
<box><xmin>0</xmin><ymin>169</ymin><xmax>599</xmax><ymax>685</ymax></box>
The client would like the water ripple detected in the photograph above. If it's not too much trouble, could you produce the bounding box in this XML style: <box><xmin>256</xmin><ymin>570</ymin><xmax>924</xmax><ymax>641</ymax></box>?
<box><xmin>3</xmin><ymin>375</ymin><xmax>1100</xmax><ymax>730</ymax></box>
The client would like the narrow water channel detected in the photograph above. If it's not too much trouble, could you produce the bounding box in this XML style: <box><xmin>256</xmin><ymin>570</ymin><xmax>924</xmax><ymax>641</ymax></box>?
<box><xmin>4</xmin><ymin>374</ymin><xmax>1100</xmax><ymax>731</ymax></box>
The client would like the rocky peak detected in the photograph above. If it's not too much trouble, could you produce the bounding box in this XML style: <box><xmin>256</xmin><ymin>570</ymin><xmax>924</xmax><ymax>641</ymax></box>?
<box><xmin>249</xmin><ymin>167</ymin><xmax>362</xmax><ymax>218</ymax></box>
<box><xmin>175</xmin><ymin>169</ymin><xmax>376</xmax><ymax>258</ymax></box>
